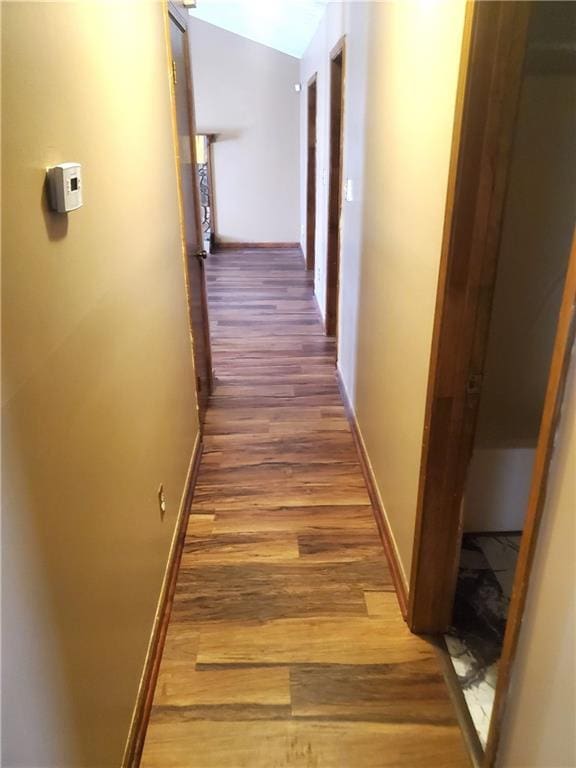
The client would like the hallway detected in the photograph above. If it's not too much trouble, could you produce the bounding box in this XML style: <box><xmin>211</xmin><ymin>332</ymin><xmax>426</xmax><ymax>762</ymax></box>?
<box><xmin>141</xmin><ymin>248</ymin><xmax>470</xmax><ymax>767</ymax></box>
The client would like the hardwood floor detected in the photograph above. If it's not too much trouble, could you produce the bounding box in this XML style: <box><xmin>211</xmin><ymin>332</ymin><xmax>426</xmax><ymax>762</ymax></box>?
<box><xmin>140</xmin><ymin>248</ymin><xmax>470</xmax><ymax>767</ymax></box>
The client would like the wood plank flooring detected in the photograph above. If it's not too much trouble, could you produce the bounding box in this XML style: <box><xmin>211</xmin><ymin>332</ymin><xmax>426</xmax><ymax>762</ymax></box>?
<box><xmin>141</xmin><ymin>248</ymin><xmax>470</xmax><ymax>767</ymax></box>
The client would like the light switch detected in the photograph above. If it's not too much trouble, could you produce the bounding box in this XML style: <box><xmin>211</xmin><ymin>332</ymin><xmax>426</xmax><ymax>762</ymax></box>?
<box><xmin>345</xmin><ymin>178</ymin><xmax>354</xmax><ymax>202</ymax></box>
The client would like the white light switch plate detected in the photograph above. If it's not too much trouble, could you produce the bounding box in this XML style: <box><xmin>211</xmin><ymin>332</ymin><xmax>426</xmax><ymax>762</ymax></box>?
<box><xmin>345</xmin><ymin>178</ymin><xmax>353</xmax><ymax>202</ymax></box>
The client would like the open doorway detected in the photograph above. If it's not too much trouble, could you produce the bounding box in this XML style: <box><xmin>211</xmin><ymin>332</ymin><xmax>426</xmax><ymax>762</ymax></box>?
<box><xmin>445</xmin><ymin>2</ymin><xmax>576</xmax><ymax>748</ymax></box>
<box><xmin>169</xmin><ymin>4</ymin><xmax>214</xmax><ymax>422</ymax></box>
<box><xmin>325</xmin><ymin>39</ymin><xmax>345</xmax><ymax>340</ymax></box>
<box><xmin>195</xmin><ymin>134</ymin><xmax>217</xmax><ymax>254</ymax></box>
<box><xmin>306</xmin><ymin>75</ymin><xmax>317</xmax><ymax>271</ymax></box>
<box><xmin>409</xmin><ymin>1</ymin><xmax>576</xmax><ymax>763</ymax></box>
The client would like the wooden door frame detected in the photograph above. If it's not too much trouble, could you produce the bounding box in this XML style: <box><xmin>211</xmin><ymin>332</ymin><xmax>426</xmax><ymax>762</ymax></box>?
<box><xmin>408</xmin><ymin>1</ymin><xmax>532</xmax><ymax>634</ymax></box>
<box><xmin>205</xmin><ymin>134</ymin><xmax>218</xmax><ymax>247</ymax></box>
<box><xmin>408</xmin><ymin>2</ymin><xmax>576</xmax><ymax>765</ymax></box>
<box><xmin>195</xmin><ymin>133</ymin><xmax>218</xmax><ymax>248</ymax></box>
<box><xmin>306</xmin><ymin>74</ymin><xmax>318</xmax><ymax>271</ymax></box>
<box><xmin>325</xmin><ymin>37</ymin><xmax>345</xmax><ymax>341</ymax></box>
<box><xmin>168</xmin><ymin>2</ymin><xmax>213</xmax><ymax>410</ymax></box>
<box><xmin>484</xmin><ymin>232</ymin><xmax>575</xmax><ymax>764</ymax></box>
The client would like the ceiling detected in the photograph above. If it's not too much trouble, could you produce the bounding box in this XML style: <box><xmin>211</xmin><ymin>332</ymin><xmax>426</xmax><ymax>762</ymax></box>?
<box><xmin>188</xmin><ymin>0</ymin><xmax>329</xmax><ymax>59</ymax></box>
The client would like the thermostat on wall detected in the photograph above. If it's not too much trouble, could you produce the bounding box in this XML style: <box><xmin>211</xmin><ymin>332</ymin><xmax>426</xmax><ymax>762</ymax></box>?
<box><xmin>47</xmin><ymin>163</ymin><xmax>82</xmax><ymax>212</ymax></box>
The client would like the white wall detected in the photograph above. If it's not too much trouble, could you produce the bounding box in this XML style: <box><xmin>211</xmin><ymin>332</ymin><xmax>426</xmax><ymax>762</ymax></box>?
<box><xmin>463</xmin><ymin>448</ymin><xmax>536</xmax><ymax>532</ymax></box>
<box><xmin>188</xmin><ymin>18</ymin><xmax>300</xmax><ymax>244</ymax></box>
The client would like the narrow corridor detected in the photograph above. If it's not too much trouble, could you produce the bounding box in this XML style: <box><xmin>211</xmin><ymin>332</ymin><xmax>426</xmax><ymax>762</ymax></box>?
<box><xmin>141</xmin><ymin>249</ymin><xmax>470</xmax><ymax>767</ymax></box>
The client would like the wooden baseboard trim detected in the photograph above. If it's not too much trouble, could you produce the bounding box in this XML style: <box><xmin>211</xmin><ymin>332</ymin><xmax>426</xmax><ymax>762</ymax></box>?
<box><xmin>336</xmin><ymin>370</ymin><xmax>409</xmax><ymax>619</ymax></box>
<box><xmin>312</xmin><ymin>291</ymin><xmax>325</xmax><ymax>334</ymax></box>
<box><xmin>465</xmin><ymin>529</ymin><xmax>522</xmax><ymax>538</ymax></box>
<box><xmin>214</xmin><ymin>241</ymin><xmax>300</xmax><ymax>251</ymax></box>
<box><xmin>122</xmin><ymin>436</ymin><xmax>203</xmax><ymax>767</ymax></box>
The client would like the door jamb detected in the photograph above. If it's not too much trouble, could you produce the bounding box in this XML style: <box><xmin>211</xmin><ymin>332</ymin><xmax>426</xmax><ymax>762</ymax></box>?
<box><xmin>408</xmin><ymin>1</ymin><xmax>532</xmax><ymax>634</ymax></box>
<box><xmin>484</xmin><ymin>232</ymin><xmax>576</xmax><ymax>764</ymax></box>
<box><xmin>325</xmin><ymin>36</ymin><xmax>346</xmax><ymax>345</ymax></box>
<box><xmin>206</xmin><ymin>134</ymin><xmax>218</xmax><ymax>247</ymax></box>
<box><xmin>306</xmin><ymin>73</ymin><xmax>318</xmax><ymax>272</ymax></box>
<box><xmin>408</xmin><ymin>3</ymin><xmax>576</xmax><ymax>766</ymax></box>
<box><xmin>168</xmin><ymin>0</ymin><xmax>187</xmax><ymax>29</ymax></box>
<box><xmin>168</xmin><ymin>2</ymin><xmax>214</xmax><ymax>411</ymax></box>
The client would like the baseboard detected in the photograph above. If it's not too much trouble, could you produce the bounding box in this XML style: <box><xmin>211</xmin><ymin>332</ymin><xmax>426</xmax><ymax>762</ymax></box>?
<box><xmin>122</xmin><ymin>435</ymin><xmax>203</xmax><ymax>767</ymax></box>
<box><xmin>335</xmin><ymin>370</ymin><xmax>409</xmax><ymax>619</ymax></box>
<box><xmin>310</xmin><ymin>289</ymin><xmax>326</xmax><ymax>334</ymax></box>
<box><xmin>214</xmin><ymin>241</ymin><xmax>301</xmax><ymax>250</ymax></box>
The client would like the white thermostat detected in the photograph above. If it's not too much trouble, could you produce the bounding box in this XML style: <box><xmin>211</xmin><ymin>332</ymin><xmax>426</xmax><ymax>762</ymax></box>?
<box><xmin>47</xmin><ymin>163</ymin><xmax>82</xmax><ymax>212</ymax></box>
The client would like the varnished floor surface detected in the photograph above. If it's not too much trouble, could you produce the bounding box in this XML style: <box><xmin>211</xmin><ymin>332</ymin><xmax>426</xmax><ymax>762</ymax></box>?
<box><xmin>141</xmin><ymin>249</ymin><xmax>470</xmax><ymax>767</ymax></box>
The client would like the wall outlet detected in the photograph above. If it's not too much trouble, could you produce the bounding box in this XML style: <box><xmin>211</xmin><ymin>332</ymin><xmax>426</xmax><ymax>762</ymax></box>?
<box><xmin>158</xmin><ymin>484</ymin><xmax>166</xmax><ymax>521</ymax></box>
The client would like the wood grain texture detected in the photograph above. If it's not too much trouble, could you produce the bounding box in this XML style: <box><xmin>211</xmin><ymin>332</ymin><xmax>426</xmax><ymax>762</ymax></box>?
<box><xmin>140</xmin><ymin>248</ymin><xmax>470</xmax><ymax>767</ymax></box>
<box><xmin>306</xmin><ymin>75</ymin><xmax>317</xmax><ymax>271</ymax></box>
<box><xmin>214</xmin><ymin>241</ymin><xmax>301</xmax><ymax>250</ymax></box>
<box><xmin>325</xmin><ymin>40</ymin><xmax>345</xmax><ymax>340</ymax></box>
<box><xmin>168</xmin><ymin>9</ymin><xmax>213</xmax><ymax>420</ymax></box>
<box><xmin>408</xmin><ymin>1</ymin><xmax>532</xmax><ymax>634</ymax></box>
<box><xmin>143</xmin><ymin>721</ymin><xmax>472</xmax><ymax>768</ymax></box>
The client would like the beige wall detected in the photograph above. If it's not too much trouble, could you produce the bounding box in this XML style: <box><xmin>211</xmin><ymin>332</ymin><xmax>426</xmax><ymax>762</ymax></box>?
<box><xmin>476</xmin><ymin>75</ymin><xmax>575</xmax><ymax>450</ymax></box>
<box><xmin>301</xmin><ymin>4</ymin><xmax>576</xmax><ymax>764</ymax></box>
<box><xmin>301</xmin><ymin>0</ymin><xmax>467</xmax><ymax>582</ymax></box>
<box><xmin>299</xmin><ymin>2</ymin><xmax>371</xmax><ymax>382</ymax></box>
<box><xmin>497</xmin><ymin>350</ymin><xmax>576</xmax><ymax>768</ymax></box>
<box><xmin>1</xmin><ymin>2</ymin><xmax>199</xmax><ymax>765</ymax></box>
<box><xmin>188</xmin><ymin>18</ymin><xmax>300</xmax><ymax>244</ymax></box>
<box><xmin>464</xmin><ymin>72</ymin><xmax>575</xmax><ymax>533</ymax></box>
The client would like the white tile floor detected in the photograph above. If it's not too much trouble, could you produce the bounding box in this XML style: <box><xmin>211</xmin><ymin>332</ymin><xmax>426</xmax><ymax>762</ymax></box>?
<box><xmin>477</xmin><ymin>535</ymin><xmax>520</xmax><ymax>600</ymax></box>
<box><xmin>445</xmin><ymin>533</ymin><xmax>521</xmax><ymax>748</ymax></box>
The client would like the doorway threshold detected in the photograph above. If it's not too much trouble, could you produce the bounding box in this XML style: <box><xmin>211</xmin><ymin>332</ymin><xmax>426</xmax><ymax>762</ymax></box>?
<box><xmin>444</xmin><ymin>533</ymin><xmax>521</xmax><ymax>749</ymax></box>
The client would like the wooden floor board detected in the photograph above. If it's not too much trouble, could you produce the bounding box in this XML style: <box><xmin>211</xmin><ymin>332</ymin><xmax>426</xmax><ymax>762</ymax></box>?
<box><xmin>140</xmin><ymin>248</ymin><xmax>469</xmax><ymax>767</ymax></box>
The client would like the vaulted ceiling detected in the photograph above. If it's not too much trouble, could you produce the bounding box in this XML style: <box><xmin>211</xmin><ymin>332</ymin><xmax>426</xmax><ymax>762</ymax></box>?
<box><xmin>188</xmin><ymin>0</ymin><xmax>328</xmax><ymax>59</ymax></box>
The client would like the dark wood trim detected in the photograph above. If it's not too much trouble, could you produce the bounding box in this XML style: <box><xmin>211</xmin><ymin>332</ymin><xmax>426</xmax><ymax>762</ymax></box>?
<box><xmin>214</xmin><ymin>241</ymin><xmax>301</xmax><ymax>251</ymax></box>
<box><xmin>325</xmin><ymin>37</ymin><xmax>346</xmax><ymax>342</ymax></box>
<box><xmin>167</xmin><ymin>5</ymin><xmax>214</xmax><ymax>420</ymax></box>
<box><xmin>167</xmin><ymin>0</ymin><xmax>188</xmax><ymax>30</ymax></box>
<box><xmin>433</xmin><ymin>637</ymin><xmax>484</xmax><ymax>768</ymax></box>
<box><xmin>306</xmin><ymin>74</ymin><xmax>318</xmax><ymax>271</ymax></box>
<box><xmin>179</xmin><ymin>18</ymin><xmax>214</xmax><ymax>402</ymax></box>
<box><xmin>122</xmin><ymin>439</ymin><xmax>204</xmax><ymax>768</ymax></box>
<box><xmin>484</xmin><ymin>230</ymin><xmax>576</xmax><ymax>767</ymax></box>
<box><xmin>336</xmin><ymin>370</ymin><xmax>408</xmax><ymax>620</ymax></box>
<box><xmin>408</xmin><ymin>2</ymin><xmax>532</xmax><ymax>634</ymax></box>
<box><xmin>205</xmin><ymin>135</ymin><xmax>218</xmax><ymax>245</ymax></box>
<box><xmin>329</xmin><ymin>34</ymin><xmax>345</xmax><ymax>62</ymax></box>
<box><xmin>465</xmin><ymin>530</ymin><xmax>522</xmax><ymax>538</ymax></box>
